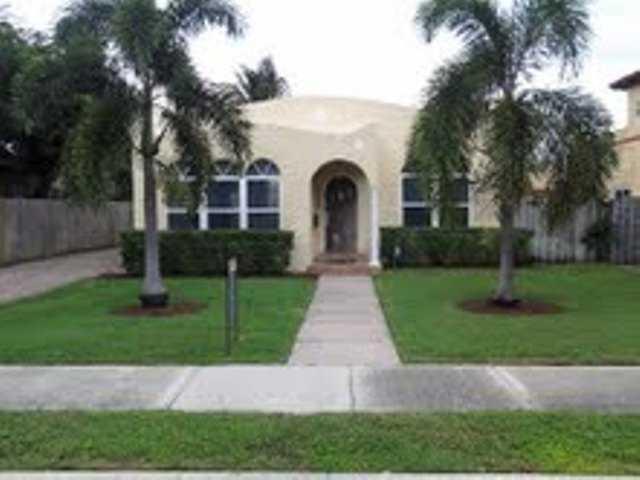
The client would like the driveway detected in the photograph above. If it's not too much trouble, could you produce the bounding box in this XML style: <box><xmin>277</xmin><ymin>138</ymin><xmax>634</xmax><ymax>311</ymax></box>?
<box><xmin>0</xmin><ymin>249</ymin><xmax>123</xmax><ymax>304</ymax></box>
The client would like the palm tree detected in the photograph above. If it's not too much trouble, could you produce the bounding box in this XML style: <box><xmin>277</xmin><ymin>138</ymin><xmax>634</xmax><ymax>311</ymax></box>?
<box><xmin>236</xmin><ymin>56</ymin><xmax>289</xmax><ymax>102</ymax></box>
<box><xmin>56</xmin><ymin>0</ymin><xmax>251</xmax><ymax>307</ymax></box>
<box><xmin>410</xmin><ymin>0</ymin><xmax>617</xmax><ymax>305</ymax></box>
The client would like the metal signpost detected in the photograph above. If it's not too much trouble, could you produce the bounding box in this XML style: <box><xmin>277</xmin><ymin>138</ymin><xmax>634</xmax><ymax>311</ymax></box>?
<box><xmin>225</xmin><ymin>257</ymin><xmax>238</xmax><ymax>356</ymax></box>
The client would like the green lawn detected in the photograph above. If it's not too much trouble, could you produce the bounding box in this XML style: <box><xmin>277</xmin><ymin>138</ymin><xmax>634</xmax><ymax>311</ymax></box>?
<box><xmin>0</xmin><ymin>277</ymin><xmax>315</xmax><ymax>364</ymax></box>
<box><xmin>376</xmin><ymin>265</ymin><xmax>640</xmax><ymax>365</ymax></box>
<box><xmin>0</xmin><ymin>412</ymin><xmax>638</xmax><ymax>473</ymax></box>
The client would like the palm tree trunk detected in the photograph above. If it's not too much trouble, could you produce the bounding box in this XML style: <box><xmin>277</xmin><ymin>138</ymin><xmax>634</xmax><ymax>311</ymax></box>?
<box><xmin>495</xmin><ymin>205</ymin><xmax>516</xmax><ymax>305</ymax></box>
<box><xmin>140</xmin><ymin>81</ymin><xmax>168</xmax><ymax>308</ymax></box>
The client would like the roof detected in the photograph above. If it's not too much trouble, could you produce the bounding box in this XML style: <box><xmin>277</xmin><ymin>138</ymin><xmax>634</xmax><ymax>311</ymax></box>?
<box><xmin>242</xmin><ymin>96</ymin><xmax>417</xmax><ymax>135</ymax></box>
<box><xmin>611</xmin><ymin>71</ymin><xmax>640</xmax><ymax>90</ymax></box>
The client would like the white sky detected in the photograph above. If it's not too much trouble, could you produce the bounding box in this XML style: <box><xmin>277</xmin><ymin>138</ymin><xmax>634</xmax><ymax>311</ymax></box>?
<box><xmin>5</xmin><ymin>0</ymin><xmax>637</xmax><ymax>128</ymax></box>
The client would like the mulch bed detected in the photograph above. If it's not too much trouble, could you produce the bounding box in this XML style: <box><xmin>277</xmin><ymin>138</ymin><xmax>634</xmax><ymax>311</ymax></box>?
<box><xmin>459</xmin><ymin>299</ymin><xmax>565</xmax><ymax>316</ymax></box>
<box><xmin>112</xmin><ymin>302</ymin><xmax>206</xmax><ymax>318</ymax></box>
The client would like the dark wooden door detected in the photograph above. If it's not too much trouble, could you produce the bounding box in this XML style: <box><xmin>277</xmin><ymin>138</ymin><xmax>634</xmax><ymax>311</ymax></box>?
<box><xmin>325</xmin><ymin>177</ymin><xmax>358</xmax><ymax>253</ymax></box>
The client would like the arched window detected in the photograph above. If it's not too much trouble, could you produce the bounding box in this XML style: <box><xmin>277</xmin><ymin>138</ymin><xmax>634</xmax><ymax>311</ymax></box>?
<box><xmin>246</xmin><ymin>159</ymin><xmax>281</xmax><ymax>231</ymax></box>
<box><xmin>166</xmin><ymin>158</ymin><xmax>282</xmax><ymax>232</ymax></box>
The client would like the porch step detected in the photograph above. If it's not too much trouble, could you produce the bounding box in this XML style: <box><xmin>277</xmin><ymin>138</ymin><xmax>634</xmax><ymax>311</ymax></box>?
<box><xmin>307</xmin><ymin>261</ymin><xmax>379</xmax><ymax>277</ymax></box>
<box><xmin>314</xmin><ymin>253</ymin><xmax>368</xmax><ymax>264</ymax></box>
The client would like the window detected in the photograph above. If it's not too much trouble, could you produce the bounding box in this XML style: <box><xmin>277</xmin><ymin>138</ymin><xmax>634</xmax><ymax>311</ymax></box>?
<box><xmin>444</xmin><ymin>177</ymin><xmax>470</xmax><ymax>228</ymax></box>
<box><xmin>402</xmin><ymin>173</ymin><xmax>431</xmax><ymax>228</ymax></box>
<box><xmin>166</xmin><ymin>161</ymin><xmax>198</xmax><ymax>230</ymax></box>
<box><xmin>401</xmin><ymin>171</ymin><xmax>470</xmax><ymax>228</ymax></box>
<box><xmin>167</xmin><ymin>159</ymin><xmax>281</xmax><ymax>232</ymax></box>
<box><xmin>246</xmin><ymin>159</ymin><xmax>281</xmax><ymax>231</ymax></box>
<box><xmin>207</xmin><ymin>161</ymin><xmax>241</xmax><ymax>230</ymax></box>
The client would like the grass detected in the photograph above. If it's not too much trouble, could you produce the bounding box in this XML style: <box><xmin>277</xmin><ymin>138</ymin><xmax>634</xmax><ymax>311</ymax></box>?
<box><xmin>0</xmin><ymin>277</ymin><xmax>315</xmax><ymax>364</ymax></box>
<box><xmin>0</xmin><ymin>412</ymin><xmax>639</xmax><ymax>473</ymax></box>
<box><xmin>376</xmin><ymin>265</ymin><xmax>640</xmax><ymax>365</ymax></box>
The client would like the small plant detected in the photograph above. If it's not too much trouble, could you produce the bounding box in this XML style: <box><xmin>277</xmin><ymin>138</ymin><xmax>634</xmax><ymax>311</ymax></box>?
<box><xmin>582</xmin><ymin>214</ymin><xmax>614</xmax><ymax>262</ymax></box>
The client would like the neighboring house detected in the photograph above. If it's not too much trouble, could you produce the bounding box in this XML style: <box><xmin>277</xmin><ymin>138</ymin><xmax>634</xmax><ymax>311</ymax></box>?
<box><xmin>610</xmin><ymin>71</ymin><xmax>640</xmax><ymax>195</ymax></box>
<box><xmin>132</xmin><ymin>84</ymin><xmax>640</xmax><ymax>273</ymax></box>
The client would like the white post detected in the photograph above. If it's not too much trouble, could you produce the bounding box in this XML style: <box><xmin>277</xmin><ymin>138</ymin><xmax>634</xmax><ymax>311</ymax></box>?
<box><xmin>370</xmin><ymin>186</ymin><xmax>381</xmax><ymax>268</ymax></box>
<box><xmin>239</xmin><ymin>177</ymin><xmax>248</xmax><ymax>230</ymax></box>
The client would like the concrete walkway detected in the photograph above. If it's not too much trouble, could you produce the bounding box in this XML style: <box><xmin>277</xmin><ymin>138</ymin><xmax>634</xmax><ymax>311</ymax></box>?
<box><xmin>0</xmin><ymin>474</ymin><xmax>630</xmax><ymax>480</ymax></box>
<box><xmin>0</xmin><ymin>249</ymin><xmax>122</xmax><ymax>304</ymax></box>
<box><xmin>2</xmin><ymin>365</ymin><xmax>640</xmax><ymax>413</ymax></box>
<box><xmin>288</xmin><ymin>276</ymin><xmax>400</xmax><ymax>366</ymax></box>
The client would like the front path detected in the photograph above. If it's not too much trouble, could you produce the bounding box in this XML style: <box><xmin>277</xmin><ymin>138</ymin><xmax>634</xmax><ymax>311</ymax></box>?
<box><xmin>288</xmin><ymin>276</ymin><xmax>400</xmax><ymax>366</ymax></box>
<box><xmin>0</xmin><ymin>249</ymin><xmax>122</xmax><ymax>304</ymax></box>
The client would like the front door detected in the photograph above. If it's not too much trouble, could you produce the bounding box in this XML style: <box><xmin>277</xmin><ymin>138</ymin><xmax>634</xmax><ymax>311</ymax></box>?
<box><xmin>325</xmin><ymin>177</ymin><xmax>358</xmax><ymax>253</ymax></box>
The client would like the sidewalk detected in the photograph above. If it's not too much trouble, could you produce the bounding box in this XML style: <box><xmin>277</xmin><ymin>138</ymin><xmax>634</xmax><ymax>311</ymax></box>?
<box><xmin>0</xmin><ymin>249</ymin><xmax>122</xmax><ymax>304</ymax></box>
<box><xmin>0</xmin><ymin>474</ymin><xmax>631</xmax><ymax>479</ymax></box>
<box><xmin>1</xmin><ymin>365</ymin><xmax>639</xmax><ymax>413</ymax></box>
<box><xmin>288</xmin><ymin>276</ymin><xmax>400</xmax><ymax>366</ymax></box>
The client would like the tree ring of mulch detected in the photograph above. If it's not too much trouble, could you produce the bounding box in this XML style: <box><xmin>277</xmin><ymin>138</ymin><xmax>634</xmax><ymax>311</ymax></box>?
<box><xmin>459</xmin><ymin>299</ymin><xmax>565</xmax><ymax>316</ymax></box>
<box><xmin>112</xmin><ymin>302</ymin><xmax>206</xmax><ymax>318</ymax></box>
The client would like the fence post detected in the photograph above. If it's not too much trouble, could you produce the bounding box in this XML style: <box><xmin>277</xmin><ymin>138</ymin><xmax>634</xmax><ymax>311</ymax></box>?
<box><xmin>224</xmin><ymin>257</ymin><xmax>238</xmax><ymax>356</ymax></box>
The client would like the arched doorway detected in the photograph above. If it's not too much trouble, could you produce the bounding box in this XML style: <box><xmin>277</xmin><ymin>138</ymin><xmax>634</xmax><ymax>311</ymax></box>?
<box><xmin>325</xmin><ymin>176</ymin><xmax>358</xmax><ymax>253</ymax></box>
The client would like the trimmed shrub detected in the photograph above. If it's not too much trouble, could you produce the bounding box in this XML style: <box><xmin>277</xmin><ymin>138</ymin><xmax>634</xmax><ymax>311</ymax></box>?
<box><xmin>121</xmin><ymin>230</ymin><xmax>294</xmax><ymax>276</ymax></box>
<box><xmin>381</xmin><ymin>228</ymin><xmax>532</xmax><ymax>268</ymax></box>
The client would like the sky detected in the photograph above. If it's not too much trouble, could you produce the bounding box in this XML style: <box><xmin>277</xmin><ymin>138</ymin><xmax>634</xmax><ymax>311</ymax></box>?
<box><xmin>5</xmin><ymin>0</ymin><xmax>637</xmax><ymax>128</ymax></box>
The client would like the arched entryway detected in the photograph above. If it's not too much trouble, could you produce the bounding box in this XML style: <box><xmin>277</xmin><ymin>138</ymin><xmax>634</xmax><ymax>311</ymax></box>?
<box><xmin>310</xmin><ymin>160</ymin><xmax>376</xmax><ymax>263</ymax></box>
<box><xmin>325</xmin><ymin>176</ymin><xmax>358</xmax><ymax>253</ymax></box>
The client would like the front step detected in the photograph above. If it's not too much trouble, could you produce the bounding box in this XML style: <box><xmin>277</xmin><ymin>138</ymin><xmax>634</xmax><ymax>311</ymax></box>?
<box><xmin>307</xmin><ymin>261</ymin><xmax>380</xmax><ymax>277</ymax></box>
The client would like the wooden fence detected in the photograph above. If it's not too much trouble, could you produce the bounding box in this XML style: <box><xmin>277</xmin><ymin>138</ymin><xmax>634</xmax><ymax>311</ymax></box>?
<box><xmin>611</xmin><ymin>191</ymin><xmax>640</xmax><ymax>264</ymax></box>
<box><xmin>0</xmin><ymin>199</ymin><xmax>131</xmax><ymax>266</ymax></box>
<box><xmin>515</xmin><ymin>201</ymin><xmax>599</xmax><ymax>263</ymax></box>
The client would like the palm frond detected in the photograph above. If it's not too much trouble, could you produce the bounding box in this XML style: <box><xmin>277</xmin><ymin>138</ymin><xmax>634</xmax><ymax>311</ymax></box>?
<box><xmin>55</xmin><ymin>0</ymin><xmax>119</xmax><ymax>44</ymax></box>
<box><xmin>514</xmin><ymin>0</ymin><xmax>591</xmax><ymax>76</ymax></box>
<box><xmin>111</xmin><ymin>0</ymin><xmax>162</xmax><ymax>75</ymax></box>
<box><xmin>521</xmin><ymin>88</ymin><xmax>618</xmax><ymax>226</ymax></box>
<box><xmin>61</xmin><ymin>87</ymin><xmax>137</xmax><ymax>206</ymax></box>
<box><xmin>409</xmin><ymin>43</ymin><xmax>497</xmax><ymax>207</ymax></box>
<box><xmin>416</xmin><ymin>0</ymin><xmax>507</xmax><ymax>51</ymax></box>
<box><xmin>236</xmin><ymin>56</ymin><xmax>289</xmax><ymax>103</ymax></box>
<box><xmin>165</xmin><ymin>0</ymin><xmax>245</xmax><ymax>38</ymax></box>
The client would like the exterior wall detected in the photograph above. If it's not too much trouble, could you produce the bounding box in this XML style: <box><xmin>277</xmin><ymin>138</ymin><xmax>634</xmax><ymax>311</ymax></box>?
<box><xmin>133</xmin><ymin>97</ymin><xmax>417</xmax><ymax>272</ymax></box>
<box><xmin>610</xmin><ymin>84</ymin><xmax>640</xmax><ymax>195</ymax></box>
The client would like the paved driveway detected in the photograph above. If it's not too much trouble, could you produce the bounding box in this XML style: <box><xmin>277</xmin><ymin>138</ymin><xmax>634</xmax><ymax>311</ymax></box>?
<box><xmin>0</xmin><ymin>249</ymin><xmax>123</xmax><ymax>304</ymax></box>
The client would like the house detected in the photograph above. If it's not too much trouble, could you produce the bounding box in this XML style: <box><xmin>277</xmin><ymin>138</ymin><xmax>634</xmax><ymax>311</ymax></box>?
<box><xmin>133</xmin><ymin>97</ymin><xmax>494</xmax><ymax>272</ymax></box>
<box><xmin>610</xmin><ymin>71</ymin><xmax>640</xmax><ymax>195</ymax></box>
<box><xmin>132</xmin><ymin>80</ymin><xmax>640</xmax><ymax>273</ymax></box>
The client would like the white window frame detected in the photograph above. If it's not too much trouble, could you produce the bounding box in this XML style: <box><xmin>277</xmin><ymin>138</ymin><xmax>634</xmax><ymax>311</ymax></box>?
<box><xmin>167</xmin><ymin>159</ymin><xmax>281</xmax><ymax>232</ymax></box>
<box><xmin>245</xmin><ymin>159</ymin><xmax>281</xmax><ymax>231</ymax></box>
<box><xmin>400</xmin><ymin>172</ymin><xmax>471</xmax><ymax>229</ymax></box>
<box><xmin>401</xmin><ymin>173</ymin><xmax>435</xmax><ymax>228</ymax></box>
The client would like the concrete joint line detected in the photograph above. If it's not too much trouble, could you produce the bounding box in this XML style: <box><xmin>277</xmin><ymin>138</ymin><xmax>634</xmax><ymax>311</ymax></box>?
<box><xmin>348</xmin><ymin>367</ymin><xmax>356</xmax><ymax>411</ymax></box>
<box><xmin>159</xmin><ymin>367</ymin><xmax>198</xmax><ymax>410</ymax></box>
<box><xmin>487</xmin><ymin>366</ymin><xmax>536</xmax><ymax>410</ymax></box>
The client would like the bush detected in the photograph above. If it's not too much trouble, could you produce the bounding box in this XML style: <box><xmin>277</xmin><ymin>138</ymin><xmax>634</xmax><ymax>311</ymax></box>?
<box><xmin>381</xmin><ymin>228</ymin><xmax>532</xmax><ymax>268</ymax></box>
<box><xmin>121</xmin><ymin>230</ymin><xmax>294</xmax><ymax>276</ymax></box>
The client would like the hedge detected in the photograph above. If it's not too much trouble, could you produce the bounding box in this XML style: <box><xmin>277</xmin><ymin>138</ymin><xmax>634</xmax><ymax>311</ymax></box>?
<box><xmin>121</xmin><ymin>230</ymin><xmax>294</xmax><ymax>276</ymax></box>
<box><xmin>381</xmin><ymin>228</ymin><xmax>532</xmax><ymax>268</ymax></box>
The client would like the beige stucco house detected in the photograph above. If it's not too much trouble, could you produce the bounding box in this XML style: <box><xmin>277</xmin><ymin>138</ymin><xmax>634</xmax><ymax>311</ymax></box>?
<box><xmin>133</xmin><ymin>75</ymin><xmax>640</xmax><ymax>273</ymax></box>
<box><xmin>610</xmin><ymin>71</ymin><xmax>640</xmax><ymax>195</ymax></box>
<box><xmin>133</xmin><ymin>97</ymin><xmax>484</xmax><ymax>272</ymax></box>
